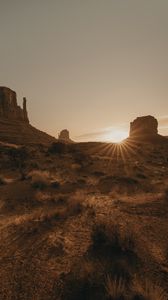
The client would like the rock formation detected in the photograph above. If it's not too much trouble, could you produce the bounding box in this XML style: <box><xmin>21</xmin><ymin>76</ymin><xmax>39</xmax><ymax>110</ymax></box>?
<box><xmin>0</xmin><ymin>87</ymin><xmax>29</xmax><ymax>123</ymax></box>
<box><xmin>58</xmin><ymin>129</ymin><xmax>70</xmax><ymax>141</ymax></box>
<box><xmin>129</xmin><ymin>115</ymin><xmax>158</xmax><ymax>138</ymax></box>
<box><xmin>0</xmin><ymin>87</ymin><xmax>56</xmax><ymax>144</ymax></box>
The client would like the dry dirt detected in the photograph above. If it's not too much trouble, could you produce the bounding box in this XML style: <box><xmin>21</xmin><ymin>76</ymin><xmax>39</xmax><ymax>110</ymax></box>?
<box><xmin>0</xmin><ymin>140</ymin><xmax>168</xmax><ymax>299</ymax></box>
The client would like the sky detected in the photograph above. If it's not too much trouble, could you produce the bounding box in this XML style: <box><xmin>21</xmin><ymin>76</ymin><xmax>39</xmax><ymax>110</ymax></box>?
<box><xmin>1</xmin><ymin>0</ymin><xmax>168</xmax><ymax>142</ymax></box>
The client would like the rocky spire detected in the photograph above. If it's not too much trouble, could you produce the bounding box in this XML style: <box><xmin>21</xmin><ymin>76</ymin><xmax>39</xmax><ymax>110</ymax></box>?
<box><xmin>58</xmin><ymin>129</ymin><xmax>70</xmax><ymax>141</ymax></box>
<box><xmin>23</xmin><ymin>97</ymin><xmax>29</xmax><ymax>122</ymax></box>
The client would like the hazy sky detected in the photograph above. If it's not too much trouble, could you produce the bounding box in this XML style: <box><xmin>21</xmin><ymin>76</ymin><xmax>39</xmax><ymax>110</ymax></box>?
<box><xmin>1</xmin><ymin>0</ymin><xmax>168</xmax><ymax>141</ymax></box>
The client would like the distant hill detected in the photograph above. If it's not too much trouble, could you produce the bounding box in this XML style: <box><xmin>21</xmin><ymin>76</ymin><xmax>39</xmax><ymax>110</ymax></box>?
<box><xmin>0</xmin><ymin>118</ymin><xmax>56</xmax><ymax>145</ymax></box>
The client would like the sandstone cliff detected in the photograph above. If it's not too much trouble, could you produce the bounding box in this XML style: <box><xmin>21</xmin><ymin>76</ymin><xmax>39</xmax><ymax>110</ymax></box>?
<box><xmin>0</xmin><ymin>87</ymin><xmax>29</xmax><ymax>123</ymax></box>
<box><xmin>129</xmin><ymin>115</ymin><xmax>158</xmax><ymax>138</ymax></box>
<box><xmin>0</xmin><ymin>87</ymin><xmax>56</xmax><ymax>145</ymax></box>
<box><xmin>129</xmin><ymin>115</ymin><xmax>168</xmax><ymax>144</ymax></box>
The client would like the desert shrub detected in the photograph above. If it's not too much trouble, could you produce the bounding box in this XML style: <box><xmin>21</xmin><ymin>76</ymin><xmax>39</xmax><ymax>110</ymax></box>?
<box><xmin>60</xmin><ymin>260</ymin><xmax>167</xmax><ymax>300</ymax></box>
<box><xmin>61</xmin><ymin>259</ymin><xmax>128</xmax><ymax>300</ymax></box>
<box><xmin>24</xmin><ymin>197</ymin><xmax>83</xmax><ymax>229</ymax></box>
<box><xmin>74</xmin><ymin>151</ymin><xmax>91</xmax><ymax>167</ymax></box>
<box><xmin>67</xmin><ymin>191</ymin><xmax>84</xmax><ymax>215</ymax></box>
<box><xmin>50</xmin><ymin>180</ymin><xmax>60</xmax><ymax>189</ymax></box>
<box><xmin>8</xmin><ymin>146</ymin><xmax>29</xmax><ymax>179</ymax></box>
<box><xmin>35</xmin><ymin>191</ymin><xmax>54</xmax><ymax>203</ymax></box>
<box><xmin>61</xmin><ymin>260</ymin><xmax>105</xmax><ymax>300</ymax></box>
<box><xmin>105</xmin><ymin>276</ymin><xmax>126</xmax><ymax>300</ymax></box>
<box><xmin>74</xmin><ymin>151</ymin><xmax>86</xmax><ymax>164</ymax></box>
<box><xmin>91</xmin><ymin>222</ymin><xmax>136</xmax><ymax>256</ymax></box>
<box><xmin>132</xmin><ymin>278</ymin><xmax>167</xmax><ymax>300</ymax></box>
<box><xmin>30</xmin><ymin>170</ymin><xmax>50</xmax><ymax>189</ymax></box>
<box><xmin>98</xmin><ymin>176</ymin><xmax>139</xmax><ymax>194</ymax></box>
<box><xmin>68</xmin><ymin>199</ymin><xmax>83</xmax><ymax>215</ymax></box>
<box><xmin>89</xmin><ymin>221</ymin><xmax>138</xmax><ymax>286</ymax></box>
<box><xmin>12</xmin><ymin>207</ymin><xmax>70</xmax><ymax>237</ymax></box>
<box><xmin>48</xmin><ymin>142</ymin><xmax>67</xmax><ymax>154</ymax></box>
<box><xmin>39</xmin><ymin>196</ymin><xmax>84</xmax><ymax>222</ymax></box>
<box><xmin>27</xmin><ymin>192</ymin><xmax>84</xmax><ymax>226</ymax></box>
<box><xmin>36</xmin><ymin>207</ymin><xmax>69</xmax><ymax>224</ymax></box>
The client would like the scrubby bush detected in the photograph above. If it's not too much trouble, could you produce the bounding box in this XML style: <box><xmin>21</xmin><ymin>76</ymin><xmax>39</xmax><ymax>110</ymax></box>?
<box><xmin>60</xmin><ymin>260</ymin><xmax>105</xmax><ymax>300</ymax></box>
<box><xmin>29</xmin><ymin>170</ymin><xmax>50</xmax><ymax>189</ymax></box>
<box><xmin>8</xmin><ymin>146</ymin><xmax>29</xmax><ymax>179</ymax></box>
<box><xmin>98</xmin><ymin>176</ymin><xmax>139</xmax><ymax>194</ymax></box>
<box><xmin>66</xmin><ymin>191</ymin><xmax>85</xmax><ymax>215</ymax></box>
<box><xmin>89</xmin><ymin>221</ymin><xmax>138</xmax><ymax>289</ymax></box>
<box><xmin>132</xmin><ymin>278</ymin><xmax>167</xmax><ymax>300</ymax></box>
<box><xmin>74</xmin><ymin>151</ymin><xmax>91</xmax><ymax>168</ymax></box>
<box><xmin>105</xmin><ymin>276</ymin><xmax>126</xmax><ymax>300</ymax></box>
<box><xmin>60</xmin><ymin>260</ymin><xmax>167</xmax><ymax>300</ymax></box>
<box><xmin>91</xmin><ymin>221</ymin><xmax>136</xmax><ymax>257</ymax></box>
<box><xmin>50</xmin><ymin>180</ymin><xmax>60</xmax><ymax>189</ymax></box>
<box><xmin>48</xmin><ymin>142</ymin><xmax>67</xmax><ymax>154</ymax></box>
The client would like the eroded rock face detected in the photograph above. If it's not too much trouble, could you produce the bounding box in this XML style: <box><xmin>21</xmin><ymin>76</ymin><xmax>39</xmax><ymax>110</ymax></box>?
<box><xmin>129</xmin><ymin>115</ymin><xmax>158</xmax><ymax>138</ymax></box>
<box><xmin>58</xmin><ymin>129</ymin><xmax>70</xmax><ymax>141</ymax></box>
<box><xmin>0</xmin><ymin>87</ymin><xmax>29</xmax><ymax>123</ymax></box>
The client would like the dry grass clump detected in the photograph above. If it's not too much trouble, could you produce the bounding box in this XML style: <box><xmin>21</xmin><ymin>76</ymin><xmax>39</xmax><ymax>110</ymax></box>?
<box><xmin>98</xmin><ymin>175</ymin><xmax>140</xmax><ymax>194</ymax></box>
<box><xmin>105</xmin><ymin>276</ymin><xmax>126</xmax><ymax>299</ymax></box>
<box><xmin>61</xmin><ymin>263</ymin><xmax>168</xmax><ymax>300</ymax></box>
<box><xmin>132</xmin><ymin>278</ymin><xmax>167</xmax><ymax>300</ymax></box>
<box><xmin>29</xmin><ymin>170</ymin><xmax>50</xmax><ymax>189</ymax></box>
<box><xmin>66</xmin><ymin>190</ymin><xmax>85</xmax><ymax>215</ymax></box>
<box><xmin>8</xmin><ymin>146</ymin><xmax>29</xmax><ymax>180</ymax></box>
<box><xmin>33</xmin><ymin>207</ymin><xmax>69</xmax><ymax>224</ymax></box>
<box><xmin>10</xmin><ymin>208</ymin><xmax>70</xmax><ymax>240</ymax></box>
<box><xmin>50</xmin><ymin>180</ymin><xmax>60</xmax><ymax>189</ymax></box>
<box><xmin>88</xmin><ymin>220</ymin><xmax>139</xmax><ymax>293</ymax></box>
<box><xmin>91</xmin><ymin>221</ymin><xmax>136</xmax><ymax>257</ymax></box>
<box><xmin>15</xmin><ymin>192</ymin><xmax>85</xmax><ymax>230</ymax></box>
<box><xmin>35</xmin><ymin>191</ymin><xmax>53</xmax><ymax>203</ymax></box>
<box><xmin>34</xmin><ymin>190</ymin><xmax>85</xmax><ymax>217</ymax></box>
<box><xmin>48</xmin><ymin>142</ymin><xmax>68</xmax><ymax>154</ymax></box>
<box><xmin>60</xmin><ymin>259</ymin><xmax>105</xmax><ymax>300</ymax></box>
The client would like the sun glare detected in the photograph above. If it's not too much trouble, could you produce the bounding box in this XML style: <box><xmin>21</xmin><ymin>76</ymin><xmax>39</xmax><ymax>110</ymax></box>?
<box><xmin>104</xmin><ymin>129</ymin><xmax>128</xmax><ymax>143</ymax></box>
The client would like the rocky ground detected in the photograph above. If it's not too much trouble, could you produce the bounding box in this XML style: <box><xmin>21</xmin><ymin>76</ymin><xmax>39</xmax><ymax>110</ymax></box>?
<box><xmin>0</xmin><ymin>139</ymin><xmax>168</xmax><ymax>300</ymax></box>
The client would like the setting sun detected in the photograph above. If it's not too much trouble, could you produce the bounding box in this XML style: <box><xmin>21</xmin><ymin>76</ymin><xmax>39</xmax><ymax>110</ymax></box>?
<box><xmin>103</xmin><ymin>129</ymin><xmax>128</xmax><ymax>143</ymax></box>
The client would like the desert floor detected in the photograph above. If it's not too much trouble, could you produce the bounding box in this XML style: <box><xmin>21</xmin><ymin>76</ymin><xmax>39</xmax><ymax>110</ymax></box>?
<box><xmin>0</xmin><ymin>140</ymin><xmax>168</xmax><ymax>299</ymax></box>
